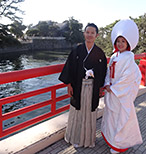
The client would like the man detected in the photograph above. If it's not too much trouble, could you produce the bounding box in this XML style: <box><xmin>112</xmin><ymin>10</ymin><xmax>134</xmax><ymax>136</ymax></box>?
<box><xmin>59</xmin><ymin>23</ymin><xmax>107</xmax><ymax>147</ymax></box>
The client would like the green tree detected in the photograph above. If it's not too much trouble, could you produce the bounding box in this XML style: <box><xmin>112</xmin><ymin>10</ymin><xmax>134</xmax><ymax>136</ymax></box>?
<box><xmin>131</xmin><ymin>14</ymin><xmax>146</xmax><ymax>54</ymax></box>
<box><xmin>47</xmin><ymin>23</ymin><xmax>59</xmax><ymax>37</ymax></box>
<box><xmin>62</xmin><ymin>17</ymin><xmax>84</xmax><ymax>46</ymax></box>
<box><xmin>10</xmin><ymin>21</ymin><xmax>26</xmax><ymax>38</ymax></box>
<box><xmin>0</xmin><ymin>0</ymin><xmax>25</xmax><ymax>47</ymax></box>
<box><xmin>0</xmin><ymin>24</ymin><xmax>20</xmax><ymax>47</ymax></box>
<box><xmin>36</xmin><ymin>21</ymin><xmax>49</xmax><ymax>37</ymax></box>
<box><xmin>95</xmin><ymin>21</ymin><xmax>119</xmax><ymax>57</ymax></box>
<box><xmin>26</xmin><ymin>21</ymin><xmax>60</xmax><ymax>37</ymax></box>
<box><xmin>0</xmin><ymin>0</ymin><xmax>24</xmax><ymax>22</ymax></box>
<box><xmin>96</xmin><ymin>14</ymin><xmax>146</xmax><ymax>56</ymax></box>
<box><xmin>26</xmin><ymin>28</ymin><xmax>40</xmax><ymax>37</ymax></box>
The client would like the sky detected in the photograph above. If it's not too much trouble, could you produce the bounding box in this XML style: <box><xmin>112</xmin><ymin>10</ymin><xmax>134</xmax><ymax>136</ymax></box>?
<box><xmin>7</xmin><ymin>0</ymin><xmax>146</xmax><ymax>28</ymax></box>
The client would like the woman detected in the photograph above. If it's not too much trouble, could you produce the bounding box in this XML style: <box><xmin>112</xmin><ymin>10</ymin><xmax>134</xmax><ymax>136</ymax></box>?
<box><xmin>101</xmin><ymin>19</ymin><xmax>143</xmax><ymax>153</ymax></box>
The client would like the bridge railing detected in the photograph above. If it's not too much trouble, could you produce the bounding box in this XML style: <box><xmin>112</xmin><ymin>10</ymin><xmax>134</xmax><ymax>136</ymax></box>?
<box><xmin>0</xmin><ymin>52</ymin><xmax>146</xmax><ymax>138</ymax></box>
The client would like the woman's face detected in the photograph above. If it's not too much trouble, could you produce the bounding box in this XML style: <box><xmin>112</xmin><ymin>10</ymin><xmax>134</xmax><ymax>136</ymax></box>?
<box><xmin>84</xmin><ymin>26</ymin><xmax>98</xmax><ymax>44</ymax></box>
<box><xmin>115</xmin><ymin>36</ymin><xmax>128</xmax><ymax>53</ymax></box>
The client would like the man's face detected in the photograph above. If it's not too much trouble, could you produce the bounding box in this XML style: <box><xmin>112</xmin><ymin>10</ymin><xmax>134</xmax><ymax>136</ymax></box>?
<box><xmin>84</xmin><ymin>26</ymin><xmax>98</xmax><ymax>43</ymax></box>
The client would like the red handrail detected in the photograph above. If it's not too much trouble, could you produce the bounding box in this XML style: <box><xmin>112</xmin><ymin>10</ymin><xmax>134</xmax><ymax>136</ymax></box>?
<box><xmin>0</xmin><ymin>64</ymin><xmax>64</xmax><ymax>84</ymax></box>
<box><xmin>134</xmin><ymin>52</ymin><xmax>146</xmax><ymax>60</ymax></box>
<box><xmin>0</xmin><ymin>53</ymin><xmax>146</xmax><ymax>138</ymax></box>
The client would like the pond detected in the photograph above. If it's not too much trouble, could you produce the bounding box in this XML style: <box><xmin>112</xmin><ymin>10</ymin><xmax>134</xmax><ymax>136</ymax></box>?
<box><xmin>0</xmin><ymin>50</ymin><xmax>70</xmax><ymax>131</ymax></box>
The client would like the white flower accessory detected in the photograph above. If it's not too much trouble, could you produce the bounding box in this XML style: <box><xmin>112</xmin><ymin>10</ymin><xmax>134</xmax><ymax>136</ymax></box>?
<box><xmin>85</xmin><ymin>69</ymin><xmax>94</xmax><ymax>79</ymax></box>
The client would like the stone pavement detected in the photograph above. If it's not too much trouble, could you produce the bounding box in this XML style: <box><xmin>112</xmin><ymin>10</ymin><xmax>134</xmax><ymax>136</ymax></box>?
<box><xmin>37</xmin><ymin>93</ymin><xmax>146</xmax><ymax>154</ymax></box>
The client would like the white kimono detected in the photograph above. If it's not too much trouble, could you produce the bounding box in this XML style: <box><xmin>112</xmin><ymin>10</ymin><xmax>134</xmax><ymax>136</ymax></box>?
<box><xmin>101</xmin><ymin>51</ymin><xmax>143</xmax><ymax>150</ymax></box>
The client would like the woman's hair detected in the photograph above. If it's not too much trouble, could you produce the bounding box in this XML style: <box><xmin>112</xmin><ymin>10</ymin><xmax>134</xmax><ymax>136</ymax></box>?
<box><xmin>84</xmin><ymin>23</ymin><xmax>98</xmax><ymax>34</ymax></box>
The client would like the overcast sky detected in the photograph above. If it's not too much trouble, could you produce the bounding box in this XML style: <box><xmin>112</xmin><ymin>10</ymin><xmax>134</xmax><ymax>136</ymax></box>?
<box><xmin>13</xmin><ymin>0</ymin><xmax>146</xmax><ymax>28</ymax></box>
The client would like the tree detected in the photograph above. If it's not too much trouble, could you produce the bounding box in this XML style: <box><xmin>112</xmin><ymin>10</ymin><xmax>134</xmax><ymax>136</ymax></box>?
<box><xmin>10</xmin><ymin>21</ymin><xmax>26</xmax><ymax>38</ymax></box>
<box><xmin>96</xmin><ymin>14</ymin><xmax>146</xmax><ymax>56</ymax></box>
<box><xmin>0</xmin><ymin>0</ymin><xmax>24</xmax><ymax>22</ymax></box>
<box><xmin>26</xmin><ymin>21</ymin><xmax>60</xmax><ymax>37</ymax></box>
<box><xmin>36</xmin><ymin>21</ymin><xmax>49</xmax><ymax>37</ymax></box>
<box><xmin>0</xmin><ymin>0</ymin><xmax>25</xmax><ymax>47</ymax></box>
<box><xmin>47</xmin><ymin>23</ymin><xmax>59</xmax><ymax>37</ymax></box>
<box><xmin>95</xmin><ymin>21</ymin><xmax>119</xmax><ymax>56</ymax></box>
<box><xmin>26</xmin><ymin>28</ymin><xmax>40</xmax><ymax>37</ymax></box>
<box><xmin>131</xmin><ymin>14</ymin><xmax>146</xmax><ymax>54</ymax></box>
<box><xmin>0</xmin><ymin>23</ymin><xmax>20</xmax><ymax>47</ymax></box>
<box><xmin>62</xmin><ymin>17</ymin><xmax>84</xmax><ymax>46</ymax></box>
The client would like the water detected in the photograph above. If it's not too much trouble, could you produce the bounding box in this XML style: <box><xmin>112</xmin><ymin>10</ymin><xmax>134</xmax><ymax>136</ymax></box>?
<box><xmin>0</xmin><ymin>50</ymin><xmax>70</xmax><ymax>131</ymax></box>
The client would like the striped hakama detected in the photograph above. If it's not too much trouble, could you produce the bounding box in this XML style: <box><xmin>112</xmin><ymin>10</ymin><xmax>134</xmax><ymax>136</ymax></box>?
<box><xmin>65</xmin><ymin>79</ymin><xmax>97</xmax><ymax>147</ymax></box>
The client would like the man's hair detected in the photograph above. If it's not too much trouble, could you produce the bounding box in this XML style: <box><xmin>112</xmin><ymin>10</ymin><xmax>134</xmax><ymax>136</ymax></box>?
<box><xmin>84</xmin><ymin>23</ymin><xmax>98</xmax><ymax>34</ymax></box>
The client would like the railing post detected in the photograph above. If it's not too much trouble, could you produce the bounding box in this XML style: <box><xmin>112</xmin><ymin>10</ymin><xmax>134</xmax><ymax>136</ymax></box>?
<box><xmin>139</xmin><ymin>53</ymin><xmax>146</xmax><ymax>86</ymax></box>
<box><xmin>51</xmin><ymin>89</ymin><xmax>56</xmax><ymax>114</ymax></box>
<box><xmin>0</xmin><ymin>105</ymin><xmax>2</xmax><ymax>137</ymax></box>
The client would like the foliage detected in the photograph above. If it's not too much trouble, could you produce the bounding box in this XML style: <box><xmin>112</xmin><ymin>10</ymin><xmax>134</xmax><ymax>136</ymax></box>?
<box><xmin>0</xmin><ymin>34</ymin><xmax>21</xmax><ymax>47</ymax></box>
<box><xmin>131</xmin><ymin>14</ymin><xmax>146</xmax><ymax>54</ymax></box>
<box><xmin>0</xmin><ymin>0</ymin><xmax>24</xmax><ymax>22</ymax></box>
<box><xmin>26</xmin><ymin>28</ymin><xmax>40</xmax><ymax>37</ymax></box>
<box><xmin>0</xmin><ymin>0</ymin><xmax>25</xmax><ymax>47</ymax></box>
<box><xmin>0</xmin><ymin>1</ymin><xmax>146</xmax><ymax>54</ymax></box>
<box><xmin>26</xmin><ymin>17</ymin><xmax>84</xmax><ymax>46</ymax></box>
<box><xmin>25</xmin><ymin>13</ymin><xmax>145</xmax><ymax>55</ymax></box>
<box><xmin>0</xmin><ymin>24</ymin><xmax>20</xmax><ymax>47</ymax></box>
<box><xmin>95</xmin><ymin>20</ymin><xmax>119</xmax><ymax>56</ymax></box>
<box><xmin>26</xmin><ymin>21</ymin><xmax>60</xmax><ymax>37</ymax></box>
<box><xmin>10</xmin><ymin>21</ymin><xmax>26</xmax><ymax>38</ymax></box>
<box><xmin>95</xmin><ymin>14</ymin><xmax>146</xmax><ymax>56</ymax></box>
<box><xmin>62</xmin><ymin>17</ymin><xmax>84</xmax><ymax>46</ymax></box>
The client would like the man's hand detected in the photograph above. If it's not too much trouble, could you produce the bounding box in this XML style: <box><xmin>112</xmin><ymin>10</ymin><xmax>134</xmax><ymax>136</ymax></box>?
<box><xmin>67</xmin><ymin>83</ymin><xmax>73</xmax><ymax>96</ymax></box>
<box><xmin>99</xmin><ymin>87</ymin><xmax>104</xmax><ymax>97</ymax></box>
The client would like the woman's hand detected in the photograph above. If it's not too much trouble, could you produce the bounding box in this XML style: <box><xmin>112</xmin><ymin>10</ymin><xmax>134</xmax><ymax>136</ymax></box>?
<box><xmin>105</xmin><ymin>85</ymin><xmax>112</xmax><ymax>92</ymax></box>
<box><xmin>67</xmin><ymin>83</ymin><xmax>73</xmax><ymax>96</ymax></box>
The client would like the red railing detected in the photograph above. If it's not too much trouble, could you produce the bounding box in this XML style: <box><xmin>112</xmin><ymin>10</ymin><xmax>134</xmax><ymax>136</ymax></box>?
<box><xmin>0</xmin><ymin>52</ymin><xmax>146</xmax><ymax>138</ymax></box>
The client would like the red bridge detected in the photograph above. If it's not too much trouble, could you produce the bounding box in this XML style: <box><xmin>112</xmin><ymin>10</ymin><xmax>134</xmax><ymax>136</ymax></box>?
<box><xmin>0</xmin><ymin>52</ymin><xmax>146</xmax><ymax>139</ymax></box>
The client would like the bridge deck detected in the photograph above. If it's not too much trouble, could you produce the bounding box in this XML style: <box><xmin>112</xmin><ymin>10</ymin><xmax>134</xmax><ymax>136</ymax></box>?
<box><xmin>37</xmin><ymin>91</ymin><xmax>146</xmax><ymax>154</ymax></box>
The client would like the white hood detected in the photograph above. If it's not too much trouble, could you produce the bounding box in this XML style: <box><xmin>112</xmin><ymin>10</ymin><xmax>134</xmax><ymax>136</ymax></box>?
<box><xmin>111</xmin><ymin>19</ymin><xmax>139</xmax><ymax>50</ymax></box>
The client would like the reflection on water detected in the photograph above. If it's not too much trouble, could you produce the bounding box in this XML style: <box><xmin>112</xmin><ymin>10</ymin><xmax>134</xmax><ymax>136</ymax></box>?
<box><xmin>0</xmin><ymin>50</ymin><xmax>70</xmax><ymax>131</ymax></box>
<box><xmin>0</xmin><ymin>50</ymin><xmax>69</xmax><ymax>71</ymax></box>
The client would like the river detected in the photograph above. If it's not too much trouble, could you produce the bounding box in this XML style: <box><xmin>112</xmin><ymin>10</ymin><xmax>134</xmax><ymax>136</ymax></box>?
<box><xmin>0</xmin><ymin>50</ymin><xmax>70</xmax><ymax>131</ymax></box>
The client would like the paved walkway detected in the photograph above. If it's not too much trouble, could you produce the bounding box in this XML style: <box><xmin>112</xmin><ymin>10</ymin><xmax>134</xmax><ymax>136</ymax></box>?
<box><xmin>37</xmin><ymin>93</ymin><xmax>146</xmax><ymax>154</ymax></box>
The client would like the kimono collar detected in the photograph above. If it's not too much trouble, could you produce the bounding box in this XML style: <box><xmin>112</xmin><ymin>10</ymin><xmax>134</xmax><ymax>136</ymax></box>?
<box><xmin>85</xmin><ymin>43</ymin><xmax>94</xmax><ymax>54</ymax></box>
